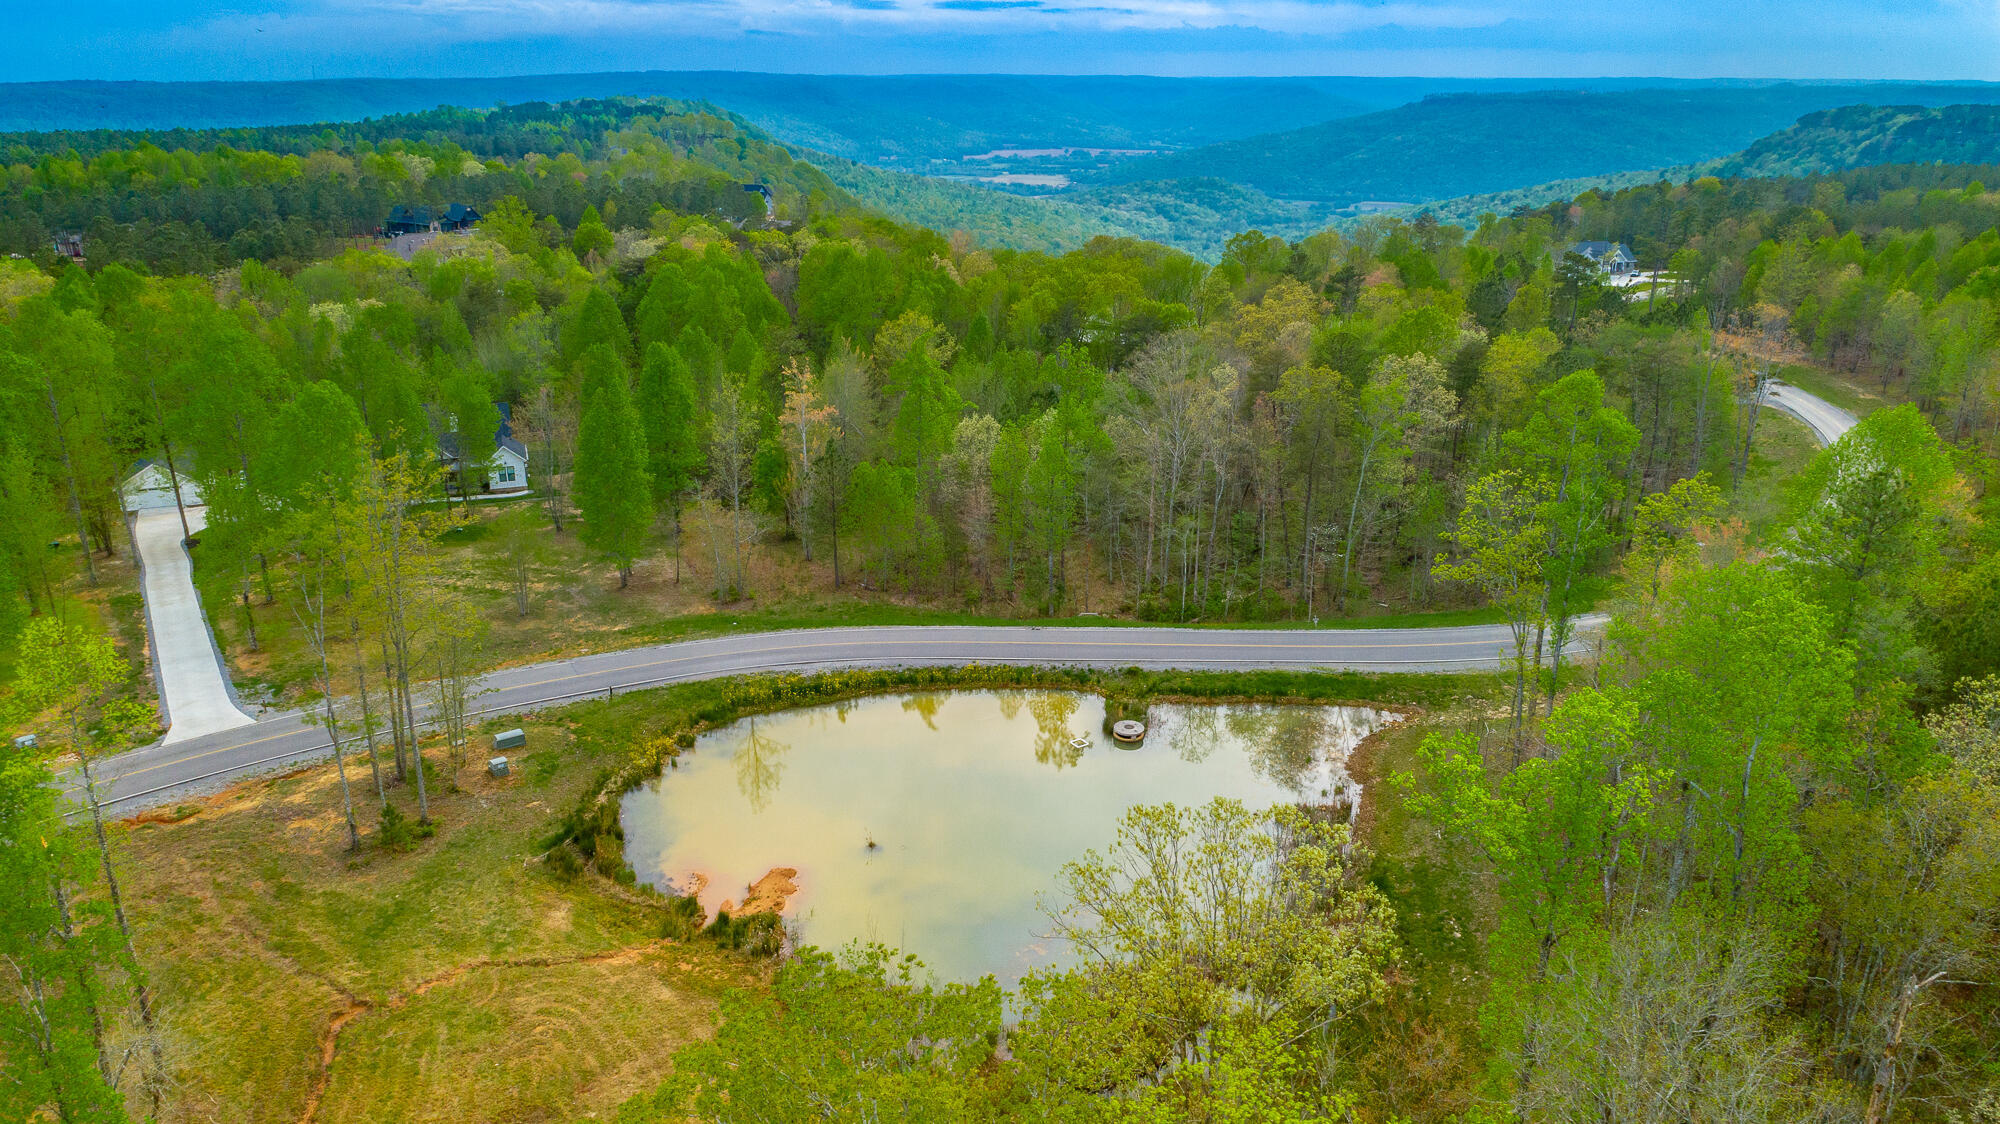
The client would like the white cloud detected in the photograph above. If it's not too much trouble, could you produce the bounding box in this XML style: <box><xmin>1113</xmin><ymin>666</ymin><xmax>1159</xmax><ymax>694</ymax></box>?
<box><xmin>187</xmin><ymin>0</ymin><xmax>1519</xmax><ymax>42</ymax></box>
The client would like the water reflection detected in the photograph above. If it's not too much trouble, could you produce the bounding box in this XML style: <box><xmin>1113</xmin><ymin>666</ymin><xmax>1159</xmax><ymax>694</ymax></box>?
<box><xmin>1028</xmin><ymin>692</ymin><xmax>1083</xmax><ymax>769</ymax></box>
<box><xmin>621</xmin><ymin>690</ymin><xmax>1396</xmax><ymax>988</ymax></box>
<box><xmin>733</xmin><ymin>717</ymin><xmax>789</xmax><ymax>812</ymax></box>
<box><xmin>901</xmin><ymin>693</ymin><xmax>945</xmax><ymax>730</ymax></box>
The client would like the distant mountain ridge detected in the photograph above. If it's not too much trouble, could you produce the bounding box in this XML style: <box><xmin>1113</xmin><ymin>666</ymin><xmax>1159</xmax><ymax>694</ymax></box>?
<box><xmin>1408</xmin><ymin>101</ymin><xmax>2000</xmax><ymax>229</ymax></box>
<box><xmin>1101</xmin><ymin>84</ymin><xmax>2000</xmax><ymax>208</ymax></box>
<box><xmin>1711</xmin><ymin>103</ymin><xmax>2000</xmax><ymax>178</ymax></box>
<box><xmin>0</xmin><ymin>72</ymin><xmax>1397</xmax><ymax>160</ymax></box>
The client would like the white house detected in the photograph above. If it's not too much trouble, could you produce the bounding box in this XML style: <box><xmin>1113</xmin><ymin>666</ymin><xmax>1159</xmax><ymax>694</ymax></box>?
<box><xmin>120</xmin><ymin>462</ymin><xmax>203</xmax><ymax>512</ymax></box>
<box><xmin>438</xmin><ymin>403</ymin><xmax>531</xmax><ymax>496</ymax></box>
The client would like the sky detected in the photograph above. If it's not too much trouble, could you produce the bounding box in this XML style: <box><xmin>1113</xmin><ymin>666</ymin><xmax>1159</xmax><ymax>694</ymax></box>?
<box><xmin>7</xmin><ymin>0</ymin><xmax>1999</xmax><ymax>83</ymax></box>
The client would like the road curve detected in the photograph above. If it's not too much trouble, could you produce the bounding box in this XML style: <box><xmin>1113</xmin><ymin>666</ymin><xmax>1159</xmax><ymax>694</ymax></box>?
<box><xmin>90</xmin><ymin>615</ymin><xmax>1606</xmax><ymax>814</ymax></box>
<box><xmin>1763</xmin><ymin>381</ymin><xmax>1859</xmax><ymax>447</ymax></box>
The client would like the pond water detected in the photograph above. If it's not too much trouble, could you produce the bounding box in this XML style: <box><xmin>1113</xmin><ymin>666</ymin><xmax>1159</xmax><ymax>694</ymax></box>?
<box><xmin>619</xmin><ymin>690</ymin><xmax>1397</xmax><ymax>987</ymax></box>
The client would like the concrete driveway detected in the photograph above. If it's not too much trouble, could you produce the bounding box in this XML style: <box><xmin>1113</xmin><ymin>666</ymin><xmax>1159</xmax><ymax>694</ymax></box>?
<box><xmin>131</xmin><ymin>506</ymin><xmax>257</xmax><ymax>744</ymax></box>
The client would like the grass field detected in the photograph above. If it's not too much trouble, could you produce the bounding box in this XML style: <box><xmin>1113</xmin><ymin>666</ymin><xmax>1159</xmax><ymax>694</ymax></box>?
<box><xmin>119</xmin><ymin>696</ymin><xmax>760</xmax><ymax>1124</ymax></box>
<box><xmin>1774</xmin><ymin>361</ymin><xmax>1882</xmax><ymax>419</ymax></box>
<box><xmin>1729</xmin><ymin>397</ymin><xmax>1823</xmax><ymax>540</ymax></box>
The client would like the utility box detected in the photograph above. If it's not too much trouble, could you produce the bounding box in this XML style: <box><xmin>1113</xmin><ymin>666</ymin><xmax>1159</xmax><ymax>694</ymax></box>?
<box><xmin>487</xmin><ymin>756</ymin><xmax>510</xmax><ymax>778</ymax></box>
<box><xmin>493</xmin><ymin>728</ymin><xmax>526</xmax><ymax>751</ymax></box>
<box><xmin>12</xmin><ymin>734</ymin><xmax>35</xmax><ymax>750</ymax></box>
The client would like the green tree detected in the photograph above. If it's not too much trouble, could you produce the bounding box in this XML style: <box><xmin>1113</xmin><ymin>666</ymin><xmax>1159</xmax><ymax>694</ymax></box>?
<box><xmin>1437</xmin><ymin>469</ymin><xmax>1552</xmax><ymax>737</ymax></box>
<box><xmin>1780</xmin><ymin>404</ymin><xmax>1958</xmax><ymax>682</ymax></box>
<box><xmin>572</xmin><ymin>204</ymin><xmax>614</xmax><ymax>263</ymax></box>
<box><xmin>16</xmin><ymin>618</ymin><xmax>168</xmax><ymax>1114</ymax></box>
<box><xmin>1338</xmin><ymin>353</ymin><xmax>1456</xmax><ymax>610</ymax></box>
<box><xmin>640</xmin><ymin>944</ymin><xmax>1001</xmax><ymax>1121</ymax></box>
<box><xmin>560</xmin><ymin>286</ymin><xmax>630</xmax><ymax>369</ymax></box>
<box><xmin>1501</xmin><ymin>369</ymin><xmax>1640</xmax><ymax>710</ymax></box>
<box><xmin>0</xmin><ymin>751</ymin><xmax>127</xmax><ymax>1123</ymax></box>
<box><xmin>1040</xmin><ymin>797</ymin><xmax>1398</xmax><ymax>1108</ymax></box>
<box><xmin>635</xmin><ymin>343</ymin><xmax>705</xmax><ymax>582</ymax></box>
<box><xmin>573</xmin><ymin>372</ymin><xmax>654</xmax><ymax>587</ymax></box>
<box><xmin>438</xmin><ymin>367</ymin><xmax>501</xmax><ymax>516</ymax></box>
<box><xmin>1626</xmin><ymin>474</ymin><xmax>1725</xmax><ymax>601</ymax></box>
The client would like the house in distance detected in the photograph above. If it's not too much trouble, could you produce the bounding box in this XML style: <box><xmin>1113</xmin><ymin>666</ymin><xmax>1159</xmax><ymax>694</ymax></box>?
<box><xmin>382</xmin><ymin>203</ymin><xmax>482</xmax><ymax>237</ymax></box>
<box><xmin>1567</xmin><ymin>240</ymin><xmax>1639</xmax><ymax>278</ymax></box>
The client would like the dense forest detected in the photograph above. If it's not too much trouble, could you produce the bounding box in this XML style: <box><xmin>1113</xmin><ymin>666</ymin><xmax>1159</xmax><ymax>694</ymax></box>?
<box><xmin>0</xmin><ymin>99</ymin><xmax>843</xmax><ymax>273</ymax></box>
<box><xmin>3</xmin><ymin>94</ymin><xmax>2000</xmax><ymax>1120</ymax></box>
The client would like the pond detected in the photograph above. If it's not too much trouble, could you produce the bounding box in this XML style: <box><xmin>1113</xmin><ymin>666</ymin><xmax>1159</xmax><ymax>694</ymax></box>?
<box><xmin>619</xmin><ymin>690</ymin><xmax>1398</xmax><ymax>987</ymax></box>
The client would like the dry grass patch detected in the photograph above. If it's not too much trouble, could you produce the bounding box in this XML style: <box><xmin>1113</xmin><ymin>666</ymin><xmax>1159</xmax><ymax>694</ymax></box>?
<box><xmin>115</xmin><ymin>715</ymin><xmax>758</xmax><ymax>1124</ymax></box>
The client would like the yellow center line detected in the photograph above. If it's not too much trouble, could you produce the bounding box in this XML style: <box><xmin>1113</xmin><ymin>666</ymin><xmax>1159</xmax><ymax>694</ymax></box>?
<box><xmin>495</xmin><ymin>635</ymin><xmax>1497</xmax><ymax>690</ymax></box>
<box><xmin>110</xmin><ymin>634</ymin><xmax>1516</xmax><ymax>785</ymax></box>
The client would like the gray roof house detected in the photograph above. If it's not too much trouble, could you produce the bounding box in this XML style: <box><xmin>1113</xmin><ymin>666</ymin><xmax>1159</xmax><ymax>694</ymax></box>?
<box><xmin>1567</xmin><ymin>241</ymin><xmax>1639</xmax><ymax>276</ymax></box>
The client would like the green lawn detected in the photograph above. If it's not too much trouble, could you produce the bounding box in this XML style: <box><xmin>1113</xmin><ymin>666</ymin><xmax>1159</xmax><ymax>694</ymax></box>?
<box><xmin>1776</xmin><ymin>361</ymin><xmax>1882</xmax><ymax>419</ymax></box>
<box><xmin>1730</xmin><ymin>404</ymin><xmax>1822</xmax><ymax>539</ymax></box>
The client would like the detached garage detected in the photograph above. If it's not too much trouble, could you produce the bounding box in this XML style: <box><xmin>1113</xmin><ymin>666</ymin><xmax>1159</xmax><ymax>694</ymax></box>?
<box><xmin>120</xmin><ymin>462</ymin><xmax>203</xmax><ymax>513</ymax></box>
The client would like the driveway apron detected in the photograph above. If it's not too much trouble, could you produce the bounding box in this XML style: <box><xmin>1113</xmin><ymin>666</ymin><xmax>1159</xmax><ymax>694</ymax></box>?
<box><xmin>132</xmin><ymin>506</ymin><xmax>257</xmax><ymax>744</ymax></box>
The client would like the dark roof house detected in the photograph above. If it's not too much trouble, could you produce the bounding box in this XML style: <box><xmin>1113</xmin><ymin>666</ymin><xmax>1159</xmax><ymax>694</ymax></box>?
<box><xmin>384</xmin><ymin>203</ymin><xmax>480</xmax><ymax>237</ymax></box>
<box><xmin>1567</xmin><ymin>241</ymin><xmax>1638</xmax><ymax>275</ymax></box>
<box><xmin>385</xmin><ymin>205</ymin><xmax>434</xmax><ymax>236</ymax></box>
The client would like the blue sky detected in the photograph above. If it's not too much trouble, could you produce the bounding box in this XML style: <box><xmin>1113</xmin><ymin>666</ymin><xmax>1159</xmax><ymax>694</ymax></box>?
<box><xmin>8</xmin><ymin>0</ymin><xmax>1998</xmax><ymax>82</ymax></box>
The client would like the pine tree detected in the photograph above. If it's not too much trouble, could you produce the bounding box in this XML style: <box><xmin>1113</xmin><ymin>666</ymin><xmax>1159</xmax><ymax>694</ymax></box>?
<box><xmin>637</xmin><ymin>343</ymin><xmax>706</xmax><ymax>580</ymax></box>
<box><xmin>574</xmin><ymin>372</ymin><xmax>654</xmax><ymax>587</ymax></box>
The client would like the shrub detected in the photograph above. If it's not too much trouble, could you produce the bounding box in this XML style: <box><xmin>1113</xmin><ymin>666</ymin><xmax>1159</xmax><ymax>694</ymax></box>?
<box><xmin>661</xmin><ymin>894</ymin><xmax>705</xmax><ymax>940</ymax></box>
<box><xmin>703</xmin><ymin>909</ymin><xmax>784</xmax><ymax>956</ymax></box>
<box><xmin>377</xmin><ymin>802</ymin><xmax>435</xmax><ymax>851</ymax></box>
<box><xmin>545</xmin><ymin>844</ymin><xmax>584</xmax><ymax>879</ymax></box>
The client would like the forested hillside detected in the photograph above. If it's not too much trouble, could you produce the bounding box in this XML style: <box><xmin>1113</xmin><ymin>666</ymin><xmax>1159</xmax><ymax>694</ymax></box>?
<box><xmin>1105</xmin><ymin>84</ymin><xmax>2000</xmax><ymax>206</ymax></box>
<box><xmin>4</xmin><ymin>86</ymin><xmax>2000</xmax><ymax>1119</ymax></box>
<box><xmin>0</xmin><ymin>99</ymin><xmax>846</xmax><ymax>273</ymax></box>
<box><xmin>0</xmin><ymin>73</ymin><xmax>1384</xmax><ymax>152</ymax></box>
<box><xmin>1715</xmin><ymin>102</ymin><xmax>2000</xmax><ymax>178</ymax></box>
<box><xmin>823</xmin><ymin>157</ymin><xmax>1340</xmax><ymax>259</ymax></box>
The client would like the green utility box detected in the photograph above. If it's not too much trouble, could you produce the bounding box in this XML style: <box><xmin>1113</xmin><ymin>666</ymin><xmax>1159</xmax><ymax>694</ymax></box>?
<box><xmin>494</xmin><ymin>728</ymin><xmax>527</xmax><ymax>751</ymax></box>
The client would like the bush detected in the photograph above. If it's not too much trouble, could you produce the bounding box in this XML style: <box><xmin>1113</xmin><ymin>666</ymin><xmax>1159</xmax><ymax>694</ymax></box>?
<box><xmin>377</xmin><ymin>801</ymin><xmax>435</xmax><ymax>851</ymax></box>
<box><xmin>704</xmin><ymin>909</ymin><xmax>784</xmax><ymax>956</ymax></box>
<box><xmin>545</xmin><ymin>844</ymin><xmax>584</xmax><ymax>879</ymax></box>
<box><xmin>660</xmin><ymin>894</ymin><xmax>705</xmax><ymax>940</ymax></box>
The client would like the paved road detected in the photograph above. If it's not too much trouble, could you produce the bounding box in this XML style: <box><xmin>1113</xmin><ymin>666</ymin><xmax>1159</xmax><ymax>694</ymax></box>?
<box><xmin>1764</xmin><ymin>380</ymin><xmax>1859</xmax><ymax>447</ymax></box>
<box><xmin>131</xmin><ymin>506</ymin><xmax>257</xmax><ymax>743</ymax></box>
<box><xmin>90</xmin><ymin>616</ymin><xmax>1606</xmax><ymax>813</ymax></box>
